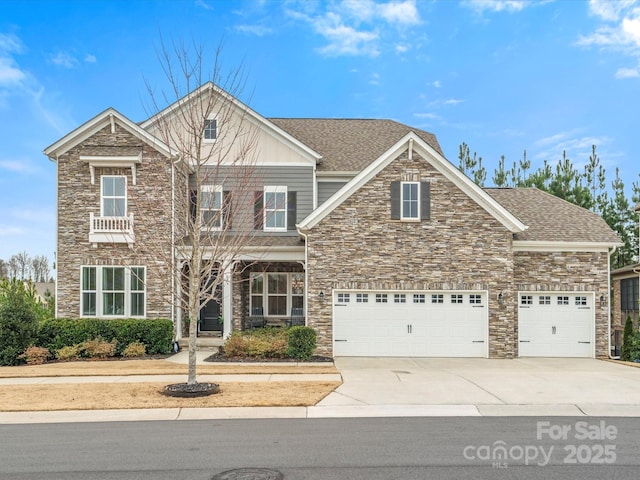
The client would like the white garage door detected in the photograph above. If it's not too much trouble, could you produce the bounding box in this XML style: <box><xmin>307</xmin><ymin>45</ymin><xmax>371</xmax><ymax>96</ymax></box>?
<box><xmin>333</xmin><ymin>291</ymin><xmax>487</xmax><ymax>357</ymax></box>
<box><xmin>518</xmin><ymin>292</ymin><xmax>594</xmax><ymax>357</ymax></box>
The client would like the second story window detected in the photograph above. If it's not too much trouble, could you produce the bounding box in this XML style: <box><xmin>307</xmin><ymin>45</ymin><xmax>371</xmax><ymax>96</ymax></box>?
<box><xmin>201</xmin><ymin>185</ymin><xmax>223</xmax><ymax>230</ymax></box>
<box><xmin>101</xmin><ymin>176</ymin><xmax>126</xmax><ymax>217</ymax></box>
<box><xmin>402</xmin><ymin>182</ymin><xmax>419</xmax><ymax>219</ymax></box>
<box><xmin>264</xmin><ymin>186</ymin><xmax>287</xmax><ymax>231</ymax></box>
<box><xmin>204</xmin><ymin>119</ymin><xmax>217</xmax><ymax>141</ymax></box>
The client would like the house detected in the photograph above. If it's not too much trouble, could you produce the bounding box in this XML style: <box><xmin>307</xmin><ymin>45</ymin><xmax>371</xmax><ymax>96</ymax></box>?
<box><xmin>44</xmin><ymin>83</ymin><xmax>621</xmax><ymax>359</ymax></box>
<box><xmin>610</xmin><ymin>202</ymin><xmax>640</xmax><ymax>356</ymax></box>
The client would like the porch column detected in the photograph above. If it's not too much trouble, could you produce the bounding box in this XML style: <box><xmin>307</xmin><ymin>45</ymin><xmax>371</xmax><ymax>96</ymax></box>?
<box><xmin>222</xmin><ymin>261</ymin><xmax>235</xmax><ymax>339</ymax></box>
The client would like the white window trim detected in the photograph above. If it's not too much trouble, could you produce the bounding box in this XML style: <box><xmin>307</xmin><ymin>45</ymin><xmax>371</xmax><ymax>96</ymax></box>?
<box><xmin>263</xmin><ymin>186</ymin><xmax>288</xmax><ymax>232</ymax></box>
<box><xmin>80</xmin><ymin>265</ymin><xmax>146</xmax><ymax>318</ymax></box>
<box><xmin>249</xmin><ymin>272</ymin><xmax>304</xmax><ymax>317</ymax></box>
<box><xmin>203</xmin><ymin>117</ymin><xmax>218</xmax><ymax>143</ymax></box>
<box><xmin>100</xmin><ymin>175</ymin><xmax>127</xmax><ymax>217</ymax></box>
<box><xmin>401</xmin><ymin>181</ymin><xmax>420</xmax><ymax>221</ymax></box>
<box><xmin>201</xmin><ymin>185</ymin><xmax>223</xmax><ymax>231</ymax></box>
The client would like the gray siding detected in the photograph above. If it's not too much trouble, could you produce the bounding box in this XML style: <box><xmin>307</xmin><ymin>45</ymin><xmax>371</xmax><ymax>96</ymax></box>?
<box><xmin>318</xmin><ymin>182</ymin><xmax>346</xmax><ymax>206</ymax></box>
<box><xmin>192</xmin><ymin>166</ymin><xmax>314</xmax><ymax>236</ymax></box>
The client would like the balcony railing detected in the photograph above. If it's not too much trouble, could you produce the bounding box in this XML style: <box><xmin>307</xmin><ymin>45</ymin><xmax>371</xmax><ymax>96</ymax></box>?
<box><xmin>89</xmin><ymin>213</ymin><xmax>135</xmax><ymax>245</ymax></box>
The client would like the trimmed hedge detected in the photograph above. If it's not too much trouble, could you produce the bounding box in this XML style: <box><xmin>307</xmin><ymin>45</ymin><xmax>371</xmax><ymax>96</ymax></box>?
<box><xmin>286</xmin><ymin>326</ymin><xmax>317</xmax><ymax>361</ymax></box>
<box><xmin>38</xmin><ymin>318</ymin><xmax>173</xmax><ymax>355</ymax></box>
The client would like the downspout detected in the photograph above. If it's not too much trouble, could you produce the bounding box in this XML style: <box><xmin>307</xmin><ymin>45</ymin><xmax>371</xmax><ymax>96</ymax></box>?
<box><xmin>54</xmin><ymin>155</ymin><xmax>59</xmax><ymax>318</ymax></box>
<box><xmin>297</xmin><ymin>226</ymin><xmax>309</xmax><ymax>326</ymax></box>
<box><xmin>608</xmin><ymin>245</ymin><xmax>618</xmax><ymax>359</ymax></box>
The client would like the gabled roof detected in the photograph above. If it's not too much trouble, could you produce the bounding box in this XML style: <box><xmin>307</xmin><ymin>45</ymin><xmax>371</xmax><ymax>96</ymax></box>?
<box><xmin>298</xmin><ymin>132</ymin><xmax>526</xmax><ymax>233</ymax></box>
<box><xmin>43</xmin><ymin>108</ymin><xmax>174</xmax><ymax>160</ymax></box>
<box><xmin>485</xmin><ymin>188</ymin><xmax>622</xmax><ymax>245</ymax></box>
<box><xmin>269</xmin><ymin>118</ymin><xmax>442</xmax><ymax>172</ymax></box>
<box><xmin>611</xmin><ymin>263</ymin><xmax>640</xmax><ymax>276</ymax></box>
<box><xmin>140</xmin><ymin>82</ymin><xmax>322</xmax><ymax>164</ymax></box>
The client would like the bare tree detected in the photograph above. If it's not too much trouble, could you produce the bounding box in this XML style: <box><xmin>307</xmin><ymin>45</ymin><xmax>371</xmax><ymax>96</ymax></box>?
<box><xmin>0</xmin><ymin>259</ymin><xmax>7</xmax><ymax>279</ymax></box>
<box><xmin>31</xmin><ymin>255</ymin><xmax>50</xmax><ymax>283</ymax></box>
<box><xmin>9</xmin><ymin>251</ymin><xmax>31</xmax><ymax>280</ymax></box>
<box><xmin>135</xmin><ymin>40</ymin><xmax>261</xmax><ymax>385</ymax></box>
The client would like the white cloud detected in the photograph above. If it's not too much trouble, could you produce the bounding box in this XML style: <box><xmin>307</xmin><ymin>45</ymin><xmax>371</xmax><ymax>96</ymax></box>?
<box><xmin>0</xmin><ymin>158</ymin><xmax>39</xmax><ymax>173</ymax></box>
<box><xmin>377</xmin><ymin>0</ymin><xmax>421</xmax><ymax>25</ymax></box>
<box><xmin>533</xmin><ymin>130</ymin><xmax>609</xmax><ymax>160</ymax></box>
<box><xmin>50</xmin><ymin>51</ymin><xmax>79</xmax><ymax>69</ymax></box>
<box><xmin>195</xmin><ymin>0</ymin><xmax>213</xmax><ymax>10</ymax></box>
<box><xmin>84</xmin><ymin>54</ymin><xmax>97</xmax><ymax>63</ymax></box>
<box><xmin>414</xmin><ymin>112</ymin><xmax>441</xmax><ymax>120</ymax></box>
<box><xmin>444</xmin><ymin>98</ymin><xmax>465</xmax><ymax>105</ymax></box>
<box><xmin>0</xmin><ymin>33</ymin><xmax>26</xmax><ymax>87</ymax></box>
<box><xmin>286</xmin><ymin>0</ymin><xmax>422</xmax><ymax>57</ymax></box>
<box><xmin>577</xmin><ymin>0</ymin><xmax>640</xmax><ymax>78</ymax></box>
<box><xmin>427</xmin><ymin>80</ymin><xmax>442</xmax><ymax>88</ymax></box>
<box><xmin>236</xmin><ymin>24</ymin><xmax>273</xmax><ymax>36</ymax></box>
<box><xmin>462</xmin><ymin>0</ymin><xmax>530</xmax><ymax>14</ymax></box>
<box><xmin>616</xmin><ymin>66</ymin><xmax>640</xmax><ymax>77</ymax></box>
<box><xmin>369</xmin><ymin>72</ymin><xmax>380</xmax><ymax>85</ymax></box>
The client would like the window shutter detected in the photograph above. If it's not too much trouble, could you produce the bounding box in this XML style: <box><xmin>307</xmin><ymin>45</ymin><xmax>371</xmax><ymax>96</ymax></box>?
<box><xmin>223</xmin><ymin>191</ymin><xmax>232</xmax><ymax>230</ymax></box>
<box><xmin>189</xmin><ymin>189</ymin><xmax>197</xmax><ymax>225</ymax></box>
<box><xmin>420</xmin><ymin>181</ymin><xmax>431</xmax><ymax>221</ymax></box>
<box><xmin>390</xmin><ymin>181</ymin><xmax>400</xmax><ymax>220</ymax></box>
<box><xmin>254</xmin><ymin>191</ymin><xmax>263</xmax><ymax>230</ymax></box>
<box><xmin>287</xmin><ymin>191</ymin><xmax>297</xmax><ymax>230</ymax></box>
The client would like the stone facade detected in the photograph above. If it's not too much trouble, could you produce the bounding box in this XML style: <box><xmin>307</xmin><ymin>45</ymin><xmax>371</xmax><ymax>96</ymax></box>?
<box><xmin>305</xmin><ymin>150</ymin><xmax>517</xmax><ymax>358</ymax></box>
<box><xmin>56</xmin><ymin>124</ymin><xmax>182</xmax><ymax>320</ymax></box>
<box><xmin>514</xmin><ymin>251</ymin><xmax>611</xmax><ymax>358</ymax></box>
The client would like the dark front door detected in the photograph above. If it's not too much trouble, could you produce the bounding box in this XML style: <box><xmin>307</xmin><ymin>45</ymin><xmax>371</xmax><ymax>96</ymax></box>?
<box><xmin>200</xmin><ymin>282</ymin><xmax>222</xmax><ymax>333</ymax></box>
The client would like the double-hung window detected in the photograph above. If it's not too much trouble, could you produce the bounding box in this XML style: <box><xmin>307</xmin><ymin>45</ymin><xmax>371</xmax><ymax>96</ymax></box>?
<box><xmin>201</xmin><ymin>185</ymin><xmax>223</xmax><ymax>230</ymax></box>
<box><xmin>401</xmin><ymin>182</ymin><xmax>419</xmax><ymax>219</ymax></box>
<box><xmin>204</xmin><ymin>119</ymin><xmax>217</xmax><ymax>141</ymax></box>
<box><xmin>81</xmin><ymin>266</ymin><xmax>146</xmax><ymax>317</ymax></box>
<box><xmin>101</xmin><ymin>176</ymin><xmax>126</xmax><ymax>217</ymax></box>
<box><xmin>264</xmin><ymin>186</ymin><xmax>287</xmax><ymax>231</ymax></box>
<box><xmin>250</xmin><ymin>272</ymin><xmax>304</xmax><ymax>316</ymax></box>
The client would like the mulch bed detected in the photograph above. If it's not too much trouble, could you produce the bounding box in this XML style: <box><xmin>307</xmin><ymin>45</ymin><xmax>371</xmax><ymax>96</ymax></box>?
<box><xmin>204</xmin><ymin>351</ymin><xmax>333</xmax><ymax>363</ymax></box>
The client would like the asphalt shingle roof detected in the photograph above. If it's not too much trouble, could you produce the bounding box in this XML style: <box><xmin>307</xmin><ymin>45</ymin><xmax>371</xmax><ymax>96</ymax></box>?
<box><xmin>268</xmin><ymin>118</ymin><xmax>442</xmax><ymax>172</ymax></box>
<box><xmin>485</xmin><ymin>187</ymin><xmax>621</xmax><ymax>244</ymax></box>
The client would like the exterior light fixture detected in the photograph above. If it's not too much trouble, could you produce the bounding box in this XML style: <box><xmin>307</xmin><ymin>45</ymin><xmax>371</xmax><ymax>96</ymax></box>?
<box><xmin>319</xmin><ymin>291</ymin><xmax>325</xmax><ymax>301</ymax></box>
<box><xmin>600</xmin><ymin>294</ymin><xmax>607</xmax><ymax>307</ymax></box>
<box><xmin>497</xmin><ymin>292</ymin><xmax>504</xmax><ymax>305</ymax></box>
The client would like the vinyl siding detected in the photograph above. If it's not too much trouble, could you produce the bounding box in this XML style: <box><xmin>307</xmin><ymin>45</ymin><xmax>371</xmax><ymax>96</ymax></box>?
<box><xmin>191</xmin><ymin>166</ymin><xmax>313</xmax><ymax>236</ymax></box>
<box><xmin>318</xmin><ymin>182</ymin><xmax>346</xmax><ymax>206</ymax></box>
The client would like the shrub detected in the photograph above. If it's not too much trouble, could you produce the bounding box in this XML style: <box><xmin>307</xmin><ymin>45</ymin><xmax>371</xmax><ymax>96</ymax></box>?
<box><xmin>122</xmin><ymin>341</ymin><xmax>146</xmax><ymax>357</ymax></box>
<box><xmin>0</xmin><ymin>279</ymin><xmax>39</xmax><ymax>365</ymax></box>
<box><xmin>38</xmin><ymin>318</ymin><xmax>173</xmax><ymax>355</ymax></box>
<box><xmin>82</xmin><ymin>338</ymin><xmax>117</xmax><ymax>358</ymax></box>
<box><xmin>622</xmin><ymin>315</ymin><xmax>635</xmax><ymax>361</ymax></box>
<box><xmin>18</xmin><ymin>346</ymin><xmax>51</xmax><ymax>365</ymax></box>
<box><xmin>223</xmin><ymin>328</ymin><xmax>288</xmax><ymax>358</ymax></box>
<box><xmin>56</xmin><ymin>344</ymin><xmax>83</xmax><ymax>361</ymax></box>
<box><xmin>286</xmin><ymin>326</ymin><xmax>317</xmax><ymax>361</ymax></box>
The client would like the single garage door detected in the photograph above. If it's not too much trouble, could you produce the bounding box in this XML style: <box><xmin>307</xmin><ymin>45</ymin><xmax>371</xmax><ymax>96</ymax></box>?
<box><xmin>333</xmin><ymin>291</ymin><xmax>487</xmax><ymax>357</ymax></box>
<box><xmin>518</xmin><ymin>292</ymin><xmax>594</xmax><ymax>357</ymax></box>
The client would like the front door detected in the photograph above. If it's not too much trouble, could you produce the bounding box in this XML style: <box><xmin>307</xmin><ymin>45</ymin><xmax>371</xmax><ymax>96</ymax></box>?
<box><xmin>200</xmin><ymin>281</ymin><xmax>223</xmax><ymax>333</ymax></box>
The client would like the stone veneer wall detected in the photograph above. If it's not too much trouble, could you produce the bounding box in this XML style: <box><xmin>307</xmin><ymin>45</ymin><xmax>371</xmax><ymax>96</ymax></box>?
<box><xmin>56</xmin><ymin>124</ymin><xmax>181</xmax><ymax>320</ymax></box>
<box><xmin>305</xmin><ymin>151</ymin><xmax>516</xmax><ymax>358</ymax></box>
<box><xmin>513</xmin><ymin>251</ymin><xmax>610</xmax><ymax>358</ymax></box>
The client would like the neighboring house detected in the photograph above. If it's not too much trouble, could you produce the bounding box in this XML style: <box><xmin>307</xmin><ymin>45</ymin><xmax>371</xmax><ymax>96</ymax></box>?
<box><xmin>610</xmin><ymin>202</ymin><xmax>640</xmax><ymax>356</ymax></box>
<box><xmin>44</xmin><ymin>83</ymin><xmax>621</xmax><ymax>359</ymax></box>
<box><xmin>33</xmin><ymin>282</ymin><xmax>55</xmax><ymax>305</ymax></box>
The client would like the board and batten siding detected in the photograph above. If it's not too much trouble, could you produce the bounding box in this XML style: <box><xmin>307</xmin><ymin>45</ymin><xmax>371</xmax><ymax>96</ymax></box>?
<box><xmin>191</xmin><ymin>166</ymin><xmax>314</xmax><ymax>236</ymax></box>
<box><xmin>318</xmin><ymin>182</ymin><xmax>347</xmax><ymax>206</ymax></box>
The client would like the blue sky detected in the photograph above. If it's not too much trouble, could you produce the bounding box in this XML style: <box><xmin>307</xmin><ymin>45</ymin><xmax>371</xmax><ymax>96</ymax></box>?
<box><xmin>1</xmin><ymin>0</ymin><xmax>639</xmax><ymax>262</ymax></box>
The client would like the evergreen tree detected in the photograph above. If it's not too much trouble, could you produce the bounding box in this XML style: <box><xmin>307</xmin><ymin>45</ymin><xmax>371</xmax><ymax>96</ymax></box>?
<box><xmin>621</xmin><ymin>314</ymin><xmax>635</xmax><ymax>361</ymax></box>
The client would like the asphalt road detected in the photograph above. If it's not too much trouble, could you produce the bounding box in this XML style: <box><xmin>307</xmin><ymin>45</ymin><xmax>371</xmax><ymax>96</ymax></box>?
<box><xmin>1</xmin><ymin>417</ymin><xmax>639</xmax><ymax>479</ymax></box>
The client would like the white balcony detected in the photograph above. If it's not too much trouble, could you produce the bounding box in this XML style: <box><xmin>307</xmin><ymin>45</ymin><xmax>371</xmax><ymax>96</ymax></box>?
<box><xmin>89</xmin><ymin>213</ymin><xmax>135</xmax><ymax>246</ymax></box>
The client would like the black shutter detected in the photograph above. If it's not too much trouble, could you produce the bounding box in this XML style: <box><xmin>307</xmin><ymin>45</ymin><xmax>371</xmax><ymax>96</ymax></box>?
<box><xmin>223</xmin><ymin>191</ymin><xmax>232</xmax><ymax>230</ymax></box>
<box><xmin>254</xmin><ymin>191</ymin><xmax>263</xmax><ymax>230</ymax></box>
<box><xmin>390</xmin><ymin>181</ymin><xmax>400</xmax><ymax>220</ymax></box>
<box><xmin>420</xmin><ymin>181</ymin><xmax>431</xmax><ymax>221</ymax></box>
<box><xmin>189</xmin><ymin>189</ymin><xmax>197</xmax><ymax>225</ymax></box>
<box><xmin>287</xmin><ymin>191</ymin><xmax>297</xmax><ymax>230</ymax></box>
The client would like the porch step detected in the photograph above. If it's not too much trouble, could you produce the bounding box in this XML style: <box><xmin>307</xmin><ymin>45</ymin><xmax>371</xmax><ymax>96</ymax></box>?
<box><xmin>178</xmin><ymin>336</ymin><xmax>224</xmax><ymax>351</ymax></box>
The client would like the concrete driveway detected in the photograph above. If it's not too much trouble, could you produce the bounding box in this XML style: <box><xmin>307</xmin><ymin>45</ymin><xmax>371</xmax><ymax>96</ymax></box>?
<box><xmin>316</xmin><ymin>358</ymin><xmax>640</xmax><ymax>416</ymax></box>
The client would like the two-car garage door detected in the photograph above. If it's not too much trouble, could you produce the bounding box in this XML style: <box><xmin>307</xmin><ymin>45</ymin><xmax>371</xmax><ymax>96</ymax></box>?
<box><xmin>333</xmin><ymin>291</ymin><xmax>487</xmax><ymax>357</ymax></box>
